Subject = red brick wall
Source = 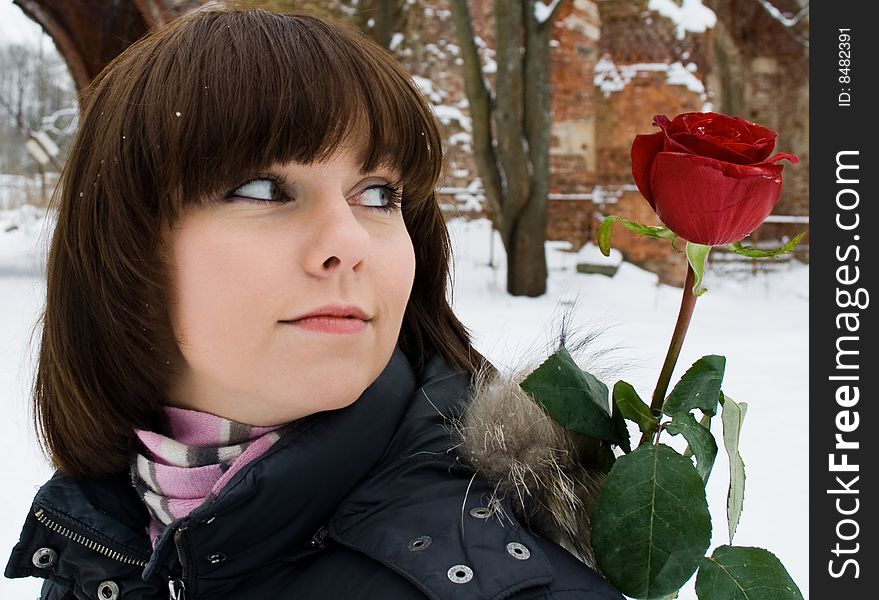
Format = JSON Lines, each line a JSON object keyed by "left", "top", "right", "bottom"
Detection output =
{"left": 389, "top": 0, "right": 806, "bottom": 287}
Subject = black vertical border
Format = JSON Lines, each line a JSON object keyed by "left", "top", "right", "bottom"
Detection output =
{"left": 810, "top": 1, "right": 876, "bottom": 596}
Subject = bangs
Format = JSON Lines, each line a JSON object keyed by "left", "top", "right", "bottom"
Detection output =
{"left": 98, "top": 8, "right": 442, "bottom": 219}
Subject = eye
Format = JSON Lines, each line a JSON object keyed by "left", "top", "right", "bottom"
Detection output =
{"left": 226, "top": 177, "right": 287, "bottom": 203}
{"left": 358, "top": 184, "right": 403, "bottom": 213}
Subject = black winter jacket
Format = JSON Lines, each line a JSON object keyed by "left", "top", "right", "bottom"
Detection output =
{"left": 5, "top": 346, "right": 624, "bottom": 600}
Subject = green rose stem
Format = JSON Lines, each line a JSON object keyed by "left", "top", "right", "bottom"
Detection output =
{"left": 640, "top": 263, "right": 699, "bottom": 445}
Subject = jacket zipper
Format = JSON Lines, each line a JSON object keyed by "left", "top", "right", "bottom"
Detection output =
{"left": 34, "top": 508, "right": 148, "bottom": 568}
{"left": 169, "top": 526, "right": 190, "bottom": 600}
{"left": 309, "top": 525, "right": 329, "bottom": 549}
{"left": 168, "top": 578, "right": 186, "bottom": 600}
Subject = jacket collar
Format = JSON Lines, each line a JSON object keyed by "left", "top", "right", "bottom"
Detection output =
{"left": 144, "top": 343, "right": 420, "bottom": 582}
{"left": 6, "top": 346, "right": 559, "bottom": 599}
{"left": 329, "top": 355, "right": 557, "bottom": 599}
{"left": 6, "top": 346, "right": 414, "bottom": 584}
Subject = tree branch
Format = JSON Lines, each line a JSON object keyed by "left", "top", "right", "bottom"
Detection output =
{"left": 756, "top": 0, "right": 809, "bottom": 47}
{"left": 448, "top": 0, "right": 505, "bottom": 226}
{"left": 755, "top": 0, "right": 808, "bottom": 27}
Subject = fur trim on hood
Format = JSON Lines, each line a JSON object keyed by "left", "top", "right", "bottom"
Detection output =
{"left": 449, "top": 323, "right": 632, "bottom": 569}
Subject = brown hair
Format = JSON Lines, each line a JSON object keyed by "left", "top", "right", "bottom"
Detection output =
{"left": 36, "top": 6, "right": 495, "bottom": 478}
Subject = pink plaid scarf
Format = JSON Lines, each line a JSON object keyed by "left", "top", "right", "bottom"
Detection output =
{"left": 131, "top": 406, "right": 288, "bottom": 547}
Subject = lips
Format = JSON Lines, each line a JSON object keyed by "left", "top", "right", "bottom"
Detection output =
{"left": 284, "top": 304, "right": 372, "bottom": 322}
{"left": 280, "top": 306, "right": 371, "bottom": 335}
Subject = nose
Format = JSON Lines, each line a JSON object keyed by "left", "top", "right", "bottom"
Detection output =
{"left": 302, "top": 191, "right": 370, "bottom": 277}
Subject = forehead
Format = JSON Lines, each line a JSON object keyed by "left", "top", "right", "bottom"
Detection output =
{"left": 137, "top": 13, "right": 435, "bottom": 212}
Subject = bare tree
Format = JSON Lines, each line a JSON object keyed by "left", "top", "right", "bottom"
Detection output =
{"left": 0, "top": 40, "right": 76, "bottom": 177}
{"left": 449, "top": 0, "right": 568, "bottom": 297}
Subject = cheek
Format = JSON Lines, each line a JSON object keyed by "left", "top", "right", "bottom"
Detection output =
{"left": 175, "top": 240, "right": 233, "bottom": 327}
{"left": 168, "top": 222, "right": 282, "bottom": 344}
{"left": 384, "top": 228, "right": 416, "bottom": 310}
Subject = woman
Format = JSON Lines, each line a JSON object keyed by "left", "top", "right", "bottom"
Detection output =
{"left": 5, "top": 7, "right": 623, "bottom": 599}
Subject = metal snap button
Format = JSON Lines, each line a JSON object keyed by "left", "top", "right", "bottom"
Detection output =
{"left": 507, "top": 541, "right": 531, "bottom": 560}
{"left": 206, "top": 552, "right": 227, "bottom": 564}
{"left": 469, "top": 507, "right": 491, "bottom": 519}
{"left": 407, "top": 536, "right": 432, "bottom": 551}
{"left": 31, "top": 547, "right": 57, "bottom": 569}
{"left": 447, "top": 564, "right": 473, "bottom": 583}
{"left": 96, "top": 580, "right": 120, "bottom": 600}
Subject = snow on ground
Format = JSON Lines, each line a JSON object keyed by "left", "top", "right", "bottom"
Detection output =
{"left": 1, "top": 207, "right": 54, "bottom": 600}
{"left": 447, "top": 219, "right": 808, "bottom": 599}
{"left": 0, "top": 208, "right": 808, "bottom": 598}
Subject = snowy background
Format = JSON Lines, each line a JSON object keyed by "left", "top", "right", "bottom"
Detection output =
{"left": 0, "top": 206, "right": 808, "bottom": 598}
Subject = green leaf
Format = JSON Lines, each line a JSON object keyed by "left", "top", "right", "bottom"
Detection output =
{"left": 662, "top": 355, "right": 726, "bottom": 417}
{"left": 685, "top": 242, "right": 711, "bottom": 296}
{"left": 696, "top": 546, "right": 804, "bottom": 600}
{"left": 613, "top": 380, "right": 659, "bottom": 435}
{"left": 726, "top": 232, "right": 806, "bottom": 258}
{"left": 720, "top": 393, "right": 748, "bottom": 543}
{"left": 598, "top": 215, "right": 619, "bottom": 256}
{"left": 520, "top": 345, "right": 625, "bottom": 444}
{"left": 610, "top": 398, "right": 633, "bottom": 453}
{"left": 592, "top": 444, "right": 712, "bottom": 599}
{"left": 665, "top": 412, "right": 718, "bottom": 483}
{"left": 598, "top": 215, "right": 676, "bottom": 257}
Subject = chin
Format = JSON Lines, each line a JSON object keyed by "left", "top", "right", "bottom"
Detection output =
{"left": 279, "top": 374, "right": 377, "bottom": 422}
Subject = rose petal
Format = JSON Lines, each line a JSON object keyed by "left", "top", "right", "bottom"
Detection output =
{"left": 760, "top": 151, "right": 799, "bottom": 165}
{"left": 631, "top": 131, "right": 664, "bottom": 208}
{"left": 672, "top": 133, "right": 763, "bottom": 164}
{"left": 649, "top": 152, "right": 785, "bottom": 245}
{"left": 666, "top": 112, "right": 780, "bottom": 163}
{"left": 652, "top": 114, "right": 673, "bottom": 130}
{"left": 654, "top": 114, "right": 697, "bottom": 156}
{"left": 677, "top": 112, "right": 776, "bottom": 144}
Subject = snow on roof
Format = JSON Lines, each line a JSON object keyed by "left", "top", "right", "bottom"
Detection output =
{"left": 594, "top": 54, "right": 705, "bottom": 97}
{"left": 664, "top": 61, "right": 705, "bottom": 94}
{"left": 534, "top": 0, "right": 563, "bottom": 25}
{"left": 648, "top": 0, "right": 717, "bottom": 40}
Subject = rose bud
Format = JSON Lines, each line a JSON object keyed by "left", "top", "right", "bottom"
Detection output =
{"left": 631, "top": 112, "right": 799, "bottom": 246}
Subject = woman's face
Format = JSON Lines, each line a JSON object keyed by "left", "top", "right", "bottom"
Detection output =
{"left": 162, "top": 142, "right": 416, "bottom": 425}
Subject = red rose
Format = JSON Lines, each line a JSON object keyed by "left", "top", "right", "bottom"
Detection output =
{"left": 631, "top": 112, "right": 798, "bottom": 246}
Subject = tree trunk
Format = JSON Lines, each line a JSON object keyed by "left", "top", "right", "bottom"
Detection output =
{"left": 374, "top": 0, "right": 397, "bottom": 48}
{"left": 508, "top": 0, "right": 554, "bottom": 296}
{"left": 495, "top": 0, "right": 536, "bottom": 293}
{"left": 450, "top": 0, "right": 567, "bottom": 297}
{"left": 352, "top": 0, "right": 404, "bottom": 49}
{"left": 507, "top": 176, "right": 549, "bottom": 294}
